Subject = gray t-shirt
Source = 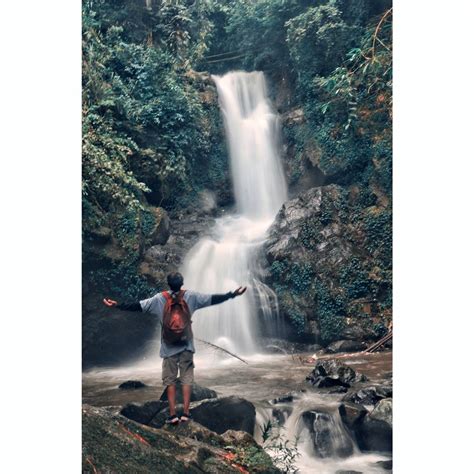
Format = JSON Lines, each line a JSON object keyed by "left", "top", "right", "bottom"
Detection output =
{"left": 140, "top": 290, "right": 212, "bottom": 358}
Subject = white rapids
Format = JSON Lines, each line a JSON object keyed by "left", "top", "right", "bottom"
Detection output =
{"left": 180, "top": 71, "right": 288, "bottom": 355}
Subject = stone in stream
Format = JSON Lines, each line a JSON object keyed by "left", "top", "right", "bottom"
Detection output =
{"left": 342, "top": 384, "right": 392, "bottom": 406}
{"left": 306, "top": 359, "right": 367, "bottom": 388}
{"left": 338, "top": 402, "right": 368, "bottom": 432}
{"left": 326, "top": 340, "right": 366, "bottom": 354}
{"left": 302, "top": 410, "right": 354, "bottom": 458}
{"left": 118, "top": 380, "right": 147, "bottom": 390}
{"left": 149, "top": 396, "right": 256, "bottom": 436}
{"left": 376, "top": 459, "right": 393, "bottom": 470}
{"left": 158, "top": 379, "right": 217, "bottom": 404}
{"left": 358, "top": 398, "right": 392, "bottom": 452}
{"left": 189, "top": 396, "right": 256, "bottom": 435}
{"left": 121, "top": 381, "right": 217, "bottom": 425}
{"left": 270, "top": 389, "right": 306, "bottom": 405}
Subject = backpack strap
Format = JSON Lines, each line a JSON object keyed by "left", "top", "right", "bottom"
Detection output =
{"left": 162, "top": 291, "right": 172, "bottom": 302}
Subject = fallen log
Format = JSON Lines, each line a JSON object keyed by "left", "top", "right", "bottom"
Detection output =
{"left": 365, "top": 331, "right": 392, "bottom": 353}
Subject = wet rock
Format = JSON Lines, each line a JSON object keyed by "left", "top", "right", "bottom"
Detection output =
{"left": 159, "top": 380, "right": 217, "bottom": 404}
{"left": 329, "top": 386, "right": 348, "bottom": 394}
{"left": 150, "top": 396, "right": 256, "bottom": 435}
{"left": 149, "top": 208, "right": 170, "bottom": 245}
{"left": 264, "top": 184, "right": 392, "bottom": 343}
{"left": 261, "top": 337, "right": 322, "bottom": 354}
{"left": 359, "top": 398, "right": 392, "bottom": 452}
{"left": 326, "top": 340, "right": 366, "bottom": 353}
{"left": 270, "top": 390, "right": 305, "bottom": 405}
{"left": 306, "top": 359, "right": 367, "bottom": 388}
{"left": 190, "top": 396, "right": 256, "bottom": 435}
{"left": 120, "top": 400, "right": 167, "bottom": 425}
{"left": 271, "top": 394, "right": 294, "bottom": 404}
{"left": 342, "top": 385, "right": 392, "bottom": 406}
{"left": 302, "top": 410, "right": 354, "bottom": 458}
{"left": 370, "top": 398, "right": 392, "bottom": 427}
{"left": 271, "top": 406, "right": 293, "bottom": 426}
{"left": 376, "top": 459, "right": 393, "bottom": 470}
{"left": 118, "top": 380, "right": 147, "bottom": 390}
{"left": 338, "top": 402, "right": 368, "bottom": 431}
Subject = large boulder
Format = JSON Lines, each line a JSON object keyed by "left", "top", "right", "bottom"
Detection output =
{"left": 190, "top": 397, "right": 256, "bottom": 435}
{"left": 306, "top": 359, "right": 367, "bottom": 388}
{"left": 138, "top": 210, "right": 216, "bottom": 287}
{"left": 121, "top": 382, "right": 217, "bottom": 425}
{"left": 358, "top": 398, "right": 392, "bottom": 452}
{"left": 326, "top": 340, "right": 366, "bottom": 354}
{"left": 148, "top": 396, "right": 256, "bottom": 436}
{"left": 302, "top": 410, "right": 354, "bottom": 458}
{"left": 120, "top": 400, "right": 167, "bottom": 425}
{"left": 338, "top": 402, "right": 368, "bottom": 432}
{"left": 264, "top": 184, "right": 392, "bottom": 344}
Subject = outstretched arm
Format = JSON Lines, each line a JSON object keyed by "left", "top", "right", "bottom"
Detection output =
{"left": 210, "top": 286, "right": 247, "bottom": 305}
{"left": 103, "top": 298, "right": 143, "bottom": 312}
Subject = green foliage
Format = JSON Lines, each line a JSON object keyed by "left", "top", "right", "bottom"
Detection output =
{"left": 290, "top": 262, "right": 314, "bottom": 293}
{"left": 363, "top": 210, "right": 392, "bottom": 260}
{"left": 287, "top": 5, "right": 363, "bottom": 82}
{"left": 300, "top": 217, "right": 320, "bottom": 249}
{"left": 83, "top": 0, "right": 231, "bottom": 245}
{"left": 230, "top": 444, "right": 276, "bottom": 472}
{"left": 315, "top": 282, "right": 346, "bottom": 344}
{"left": 89, "top": 258, "right": 154, "bottom": 302}
{"left": 259, "top": 421, "right": 300, "bottom": 474}
{"left": 287, "top": 308, "right": 306, "bottom": 335}
{"left": 340, "top": 257, "right": 373, "bottom": 299}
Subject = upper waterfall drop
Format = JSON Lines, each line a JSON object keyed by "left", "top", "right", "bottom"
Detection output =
{"left": 180, "top": 71, "right": 288, "bottom": 355}
{"left": 212, "top": 71, "right": 288, "bottom": 219}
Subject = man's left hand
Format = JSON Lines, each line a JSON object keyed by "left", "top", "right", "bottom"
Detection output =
{"left": 232, "top": 286, "right": 247, "bottom": 297}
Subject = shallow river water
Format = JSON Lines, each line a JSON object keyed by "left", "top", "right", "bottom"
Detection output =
{"left": 83, "top": 349, "right": 392, "bottom": 473}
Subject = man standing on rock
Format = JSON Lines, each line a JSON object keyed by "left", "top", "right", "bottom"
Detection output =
{"left": 103, "top": 272, "right": 247, "bottom": 425}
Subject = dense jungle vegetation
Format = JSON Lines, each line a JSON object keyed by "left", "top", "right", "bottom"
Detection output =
{"left": 82, "top": 0, "right": 392, "bottom": 363}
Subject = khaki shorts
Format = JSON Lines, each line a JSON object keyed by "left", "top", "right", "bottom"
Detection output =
{"left": 162, "top": 350, "right": 194, "bottom": 386}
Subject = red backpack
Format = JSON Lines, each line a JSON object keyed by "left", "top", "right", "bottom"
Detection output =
{"left": 162, "top": 290, "right": 192, "bottom": 344}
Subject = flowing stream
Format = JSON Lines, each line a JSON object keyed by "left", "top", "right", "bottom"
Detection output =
{"left": 180, "top": 71, "right": 288, "bottom": 354}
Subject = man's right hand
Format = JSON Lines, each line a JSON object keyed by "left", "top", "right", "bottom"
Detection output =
{"left": 103, "top": 298, "right": 118, "bottom": 307}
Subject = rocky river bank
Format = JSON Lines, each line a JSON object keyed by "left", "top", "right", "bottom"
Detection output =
{"left": 83, "top": 350, "right": 392, "bottom": 473}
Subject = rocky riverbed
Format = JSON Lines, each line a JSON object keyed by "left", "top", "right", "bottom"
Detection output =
{"left": 83, "top": 349, "right": 392, "bottom": 473}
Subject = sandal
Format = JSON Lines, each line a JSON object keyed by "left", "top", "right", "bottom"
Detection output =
{"left": 165, "top": 414, "right": 180, "bottom": 425}
{"left": 180, "top": 413, "right": 192, "bottom": 422}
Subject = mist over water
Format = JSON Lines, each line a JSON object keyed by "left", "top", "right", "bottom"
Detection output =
{"left": 181, "top": 71, "right": 288, "bottom": 354}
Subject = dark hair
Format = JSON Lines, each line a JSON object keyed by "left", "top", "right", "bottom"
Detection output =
{"left": 167, "top": 272, "right": 184, "bottom": 292}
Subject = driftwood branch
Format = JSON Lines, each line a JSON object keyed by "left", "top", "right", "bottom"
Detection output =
{"left": 366, "top": 331, "right": 393, "bottom": 353}
{"left": 196, "top": 338, "right": 249, "bottom": 365}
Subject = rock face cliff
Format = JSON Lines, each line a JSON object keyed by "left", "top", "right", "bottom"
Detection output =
{"left": 264, "top": 184, "right": 391, "bottom": 346}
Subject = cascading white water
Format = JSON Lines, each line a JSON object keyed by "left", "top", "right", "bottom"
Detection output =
{"left": 180, "top": 71, "right": 287, "bottom": 355}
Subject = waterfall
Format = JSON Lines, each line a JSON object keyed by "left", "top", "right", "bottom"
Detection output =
{"left": 180, "top": 71, "right": 288, "bottom": 355}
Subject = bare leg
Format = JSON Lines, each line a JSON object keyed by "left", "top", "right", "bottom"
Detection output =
{"left": 182, "top": 384, "right": 192, "bottom": 415}
{"left": 167, "top": 385, "right": 176, "bottom": 416}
